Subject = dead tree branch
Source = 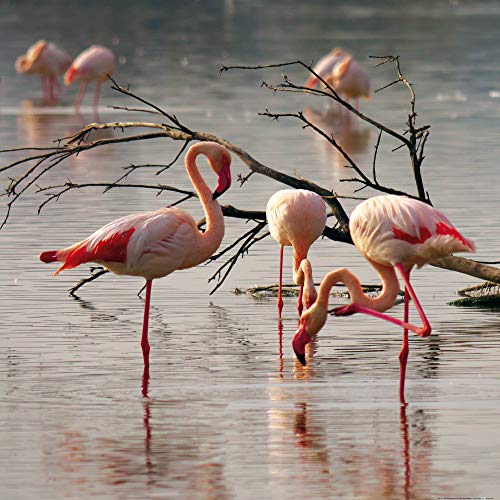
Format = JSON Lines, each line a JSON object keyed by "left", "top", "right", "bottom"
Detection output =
{"left": 1, "top": 73, "right": 498, "bottom": 294}
{"left": 223, "top": 57, "right": 432, "bottom": 204}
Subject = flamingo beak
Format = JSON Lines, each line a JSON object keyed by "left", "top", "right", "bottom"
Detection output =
{"left": 212, "top": 161, "right": 231, "bottom": 200}
{"left": 292, "top": 324, "right": 310, "bottom": 366}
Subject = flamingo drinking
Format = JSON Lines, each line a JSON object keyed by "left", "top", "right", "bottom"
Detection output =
{"left": 305, "top": 48, "right": 347, "bottom": 90}
{"left": 266, "top": 189, "right": 327, "bottom": 318}
{"left": 40, "top": 142, "right": 232, "bottom": 367}
{"left": 15, "top": 40, "right": 72, "bottom": 104}
{"left": 292, "top": 194, "right": 475, "bottom": 400}
{"left": 64, "top": 45, "right": 115, "bottom": 111}
{"left": 330, "top": 54, "right": 371, "bottom": 110}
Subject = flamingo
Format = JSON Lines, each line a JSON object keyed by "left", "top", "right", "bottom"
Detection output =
{"left": 64, "top": 45, "right": 115, "bottom": 111}
{"left": 305, "top": 48, "right": 347, "bottom": 89}
{"left": 15, "top": 40, "right": 72, "bottom": 104}
{"left": 266, "top": 189, "right": 327, "bottom": 318}
{"left": 292, "top": 194, "right": 475, "bottom": 400}
{"left": 329, "top": 54, "right": 370, "bottom": 110}
{"left": 40, "top": 142, "right": 232, "bottom": 367}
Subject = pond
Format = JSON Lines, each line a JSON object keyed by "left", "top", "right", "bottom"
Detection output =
{"left": 0, "top": 1, "right": 499, "bottom": 498}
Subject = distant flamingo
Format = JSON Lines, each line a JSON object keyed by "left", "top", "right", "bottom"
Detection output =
{"left": 64, "top": 45, "right": 115, "bottom": 111}
{"left": 292, "top": 194, "right": 475, "bottom": 400}
{"left": 40, "top": 142, "right": 232, "bottom": 367}
{"left": 305, "top": 48, "right": 347, "bottom": 89}
{"left": 16, "top": 40, "right": 72, "bottom": 104}
{"left": 330, "top": 54, "right": 370, "bottom": 109}
{"left": 266, "top": 189, "right": 327, "bottom": 318}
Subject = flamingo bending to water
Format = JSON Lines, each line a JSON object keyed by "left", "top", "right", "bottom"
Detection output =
{"left": 305, "top": 48, "right": 347, "bottom": 89}
{"left": 266, "top": 189, "right": 327, "bottom": 317}
{"left": 330, "top": 55, "right": 370, "bottom": 109}
{"left": 64, "top": 45, "right": 115, "bottom": 111}
{"left": 15, "top": 40, "right": 72, "bottom": 104}
{"left": 292, "top": 194, "right": 475, "bottom": 399}
{"left": 40, "top": 142, "right": 232, "bottom": 367}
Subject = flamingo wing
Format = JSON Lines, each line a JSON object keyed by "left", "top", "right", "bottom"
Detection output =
{"left": 350, "top": 195, "right": 475, "bottom": 267}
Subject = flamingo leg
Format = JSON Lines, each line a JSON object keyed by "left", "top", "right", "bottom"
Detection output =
{"left": 93, "top": 80, "right": 102, "bottom": 109}
{"left": 74, "top": 81, "right": 88, "bottom": 111}
{"left": 48, "top": 76, "right": 56, "bottom": 104}
{"left": 277, "top": 245, "right": 284, "bottom": 318}
{"left": 141, "top": 279, "right": 152, "bottom": 367}
{"left": 334, "top": 264, "right": 431, "bottom": 338}
{"left": 395, "top": 263, "right": 431, "bottom": 337}
{"left": 40, "top": 75, "right": 48, "bottom": 102}
{"left": 297, "top": 285, "right": 304, "bottom": 316}
{"left": 54, "top": 77, "right": 63, "bottom": 97}
{"left": 399, "top": 287, "right": 410, "bottom": 404}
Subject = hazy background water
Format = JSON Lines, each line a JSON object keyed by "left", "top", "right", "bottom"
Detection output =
{"left": 1, "top": 1, "right": 499, "bottom": 498}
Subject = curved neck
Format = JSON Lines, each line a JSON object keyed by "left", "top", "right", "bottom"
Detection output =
{"left": 184, "top": 144, "right": 225, "bottom": 260}
{"left": 296, "top": 259, "right": 317, "bottom": 307}
{"left": 315, "top": 259, "right": 400, "bottom": 313}
{"left": 293, "top": 249, "right": 308, "bottom": 285}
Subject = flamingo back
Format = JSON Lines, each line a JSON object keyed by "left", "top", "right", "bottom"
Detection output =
{"left": 350, "top": 195, "right": 475, "bottom": 269}
{"left": 332, "top": 56, "right": 371, "bottom": 99}
{"left": 65, "top": 45, "right": 115, "bottom": 84}
{"left": 42, "top": 207, "right": 204, "bottom": 280}
{"left": 266, "top": 189, "right": 327, "bottom": 253}
{"left": 306, "top": 48, "right": 347, "bottom": 88}
{"left": 16, "top": 40, "right": 71, "bottom": 76}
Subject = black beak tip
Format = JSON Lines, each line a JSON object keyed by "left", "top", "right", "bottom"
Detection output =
{"left": 294, "top": 350, "right": 307, "bottom": 366}
{"left": 212, "top": 191, "right": 221, "bottom": 200}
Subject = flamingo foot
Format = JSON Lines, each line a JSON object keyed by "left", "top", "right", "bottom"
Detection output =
{"left": 277, "top": 296, "right": 284, "bottom": 319}
{"left": 332, "top": 304, "right": 357, "bottom": 316}
{"left": 141, "top": 340, "right": 150, "bottom": 367}
{"left": 399, "top": 344, "right": 409, "bottom": 404}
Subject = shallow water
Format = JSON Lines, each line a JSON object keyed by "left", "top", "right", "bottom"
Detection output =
{"left": 1, "top": 1, "right": 500, "bottom": 498}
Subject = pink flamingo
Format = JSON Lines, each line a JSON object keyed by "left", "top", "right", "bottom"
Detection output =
{"left": 329, "top": 54, "right": 370, "bottom": 110}
{"left": 292, "top": 194, "right": 475, "bottom": 400}
{"left": 40, "top": 142, "right": 232, "bottom": 367}
{"left": 305, "top": 48, "right": 347, "bottom": 89}
{"left": 266, "top": 189, "right": 327, "bottom": 318}
{"left": 15, "top": 40, "right": 72, "bottom": 104}
{"left": 64, "top": 45, "right": 115, "bottom": 111}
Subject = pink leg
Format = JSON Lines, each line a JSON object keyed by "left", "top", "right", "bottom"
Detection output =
{"left": 395, "top": 263, "right": 431, "bottom": 337}
{"left": 141, "top": 279, "right": 152, "bottom": 367}
{"left": 40, "top": 76, "right": 48, "bottom": 102}
{"left": 399, "top": 287, "right": 410, "bottom": 404}
{"left": 142, "top": 363, "right": 150, "bottom": 398}
{"left": 277, "top": 245, "right": 284, "bottom": 318}
{"left": 334, "top": 263, "right": 431, "bottom": 338}
{"left": 297, "top": 285, "right": 304, "bottom": 316}
{"left": 48, "top": 76, "right": 56, "bottom": 104}
{"left": 54, "top": 77, "right": 63, "bottom": 97}
{"left": 74, "top": 81, "right": 88, "bottom": 111}
{"left": 93, "top": 80, "right": 102, "bottom": 109}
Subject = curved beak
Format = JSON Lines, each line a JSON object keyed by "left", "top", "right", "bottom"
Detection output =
{"left": 292, "top": 324, "right": 310, "bottom": 366}
{"left": 212, "top": 163, "right": 231, "bottom": 200}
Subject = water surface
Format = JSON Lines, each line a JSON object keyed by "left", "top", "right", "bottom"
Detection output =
{"left": 1, "top": 1, "right": 499, "bottom": 498}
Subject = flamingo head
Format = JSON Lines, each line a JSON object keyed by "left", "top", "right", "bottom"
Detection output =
{"left": 212, "top": 147, "right": 232, "bottom": 199}
{"left": 292, "top": 303, "right": 327, "bottom": 366}
{"left": 292, "top": 321, "right": 310, "bottom": 366}
{"left": 64, "top": 66, "right": 78, "bottom": 85}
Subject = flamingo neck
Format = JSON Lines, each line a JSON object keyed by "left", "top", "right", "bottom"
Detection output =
{"left": 184, "top": 145, "right": 225, "bottom": 260}
{"left": 295, "top": 259, "right": 317, "bottom": 308}
{"left": 292, "top": 250, "right": 308, "bottom": 285}
{"left": 315, "top": 260, "right": 400, "bottom": 313}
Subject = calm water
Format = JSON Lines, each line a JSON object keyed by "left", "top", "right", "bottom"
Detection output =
{"left": 1, "top": 1, "right": 499, "bottom": 498}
